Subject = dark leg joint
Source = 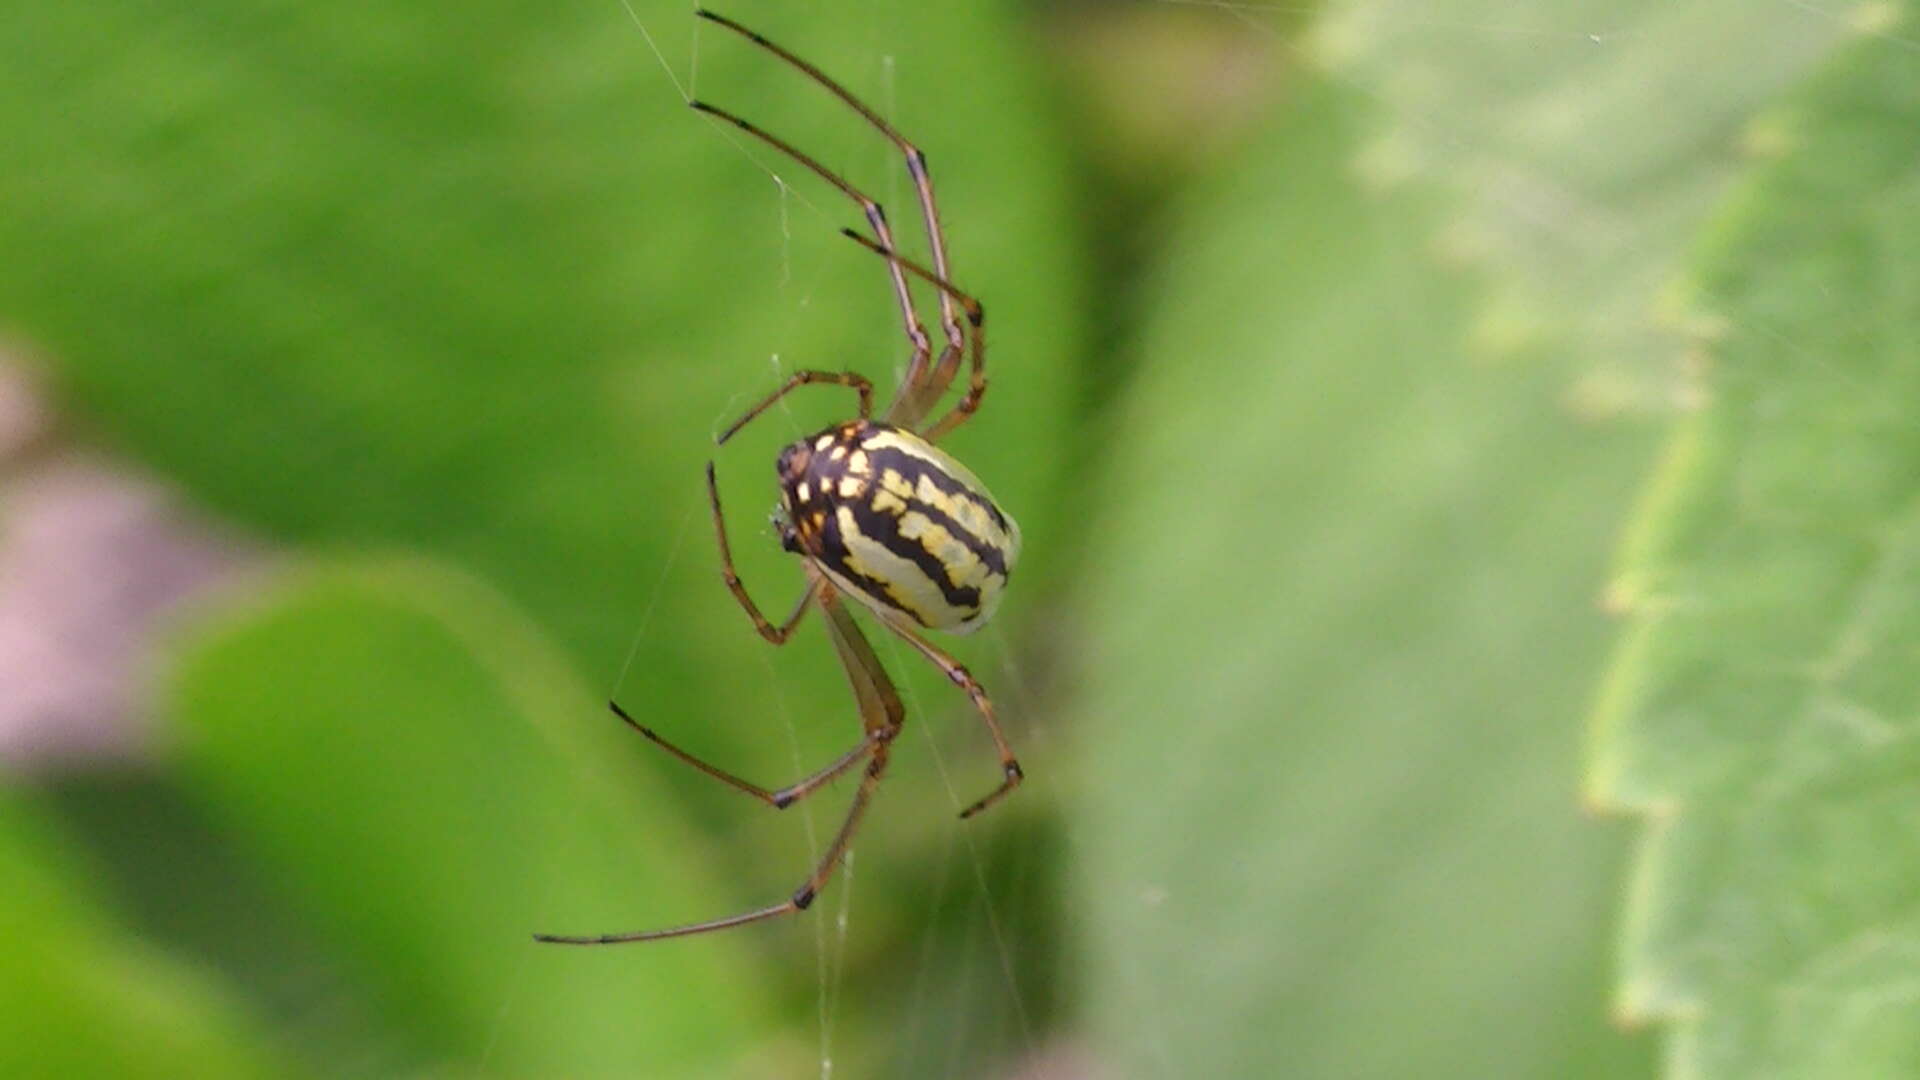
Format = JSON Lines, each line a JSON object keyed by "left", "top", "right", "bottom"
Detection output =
{"left": 842, "top": 226, "right": 888, "bottom": 254}
{"left": 957, "top": 762, "right": 1023, "bottom": 820}
{"left": 792, "top": 885, "right": 816, "bottom": 910}
{"left": 771, "top": 790, "right": 797, "bottom": 810}
{"left": 689, "top": 101, "right": 754, "bottom": 133}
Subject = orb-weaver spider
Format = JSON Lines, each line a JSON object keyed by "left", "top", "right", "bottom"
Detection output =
{"left": 536, "top": 9, "right": 1020, "bottom": 946}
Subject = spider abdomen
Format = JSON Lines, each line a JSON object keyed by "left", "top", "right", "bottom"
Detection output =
{"left": 782, "top": 420, "right": 1019, "bottom": 634}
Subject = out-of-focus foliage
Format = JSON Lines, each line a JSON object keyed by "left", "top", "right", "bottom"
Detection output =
{"left": 0, "top": 0, "right": 1908, "bottom": 1076}
{"left": 1327, "top": 0, "right": 1858, "bottom": 413}
{"left": 1069, "top": 78, "right": 1654, "bottom": 1079}
{"left": 168, "top": 563, "right": 782, "bottom": 1076}
{"left": 0, "top": 791, "right": 291, "bottom": 1078}
{"left": 1587, "top": 35, "right": 1920, "bottom": 1079}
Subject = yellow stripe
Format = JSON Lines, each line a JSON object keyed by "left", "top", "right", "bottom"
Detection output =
{"left": 835, "top": 506, "right": 968, "bottom": 628}
{"left": 860, "top": 427, "right": 1021, "bottom": 568}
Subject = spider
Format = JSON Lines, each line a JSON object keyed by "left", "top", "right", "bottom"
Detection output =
{"left": 535, "top": 9, "right": 1021, "bottom": 946}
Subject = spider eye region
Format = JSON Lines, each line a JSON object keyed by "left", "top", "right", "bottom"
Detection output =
{"left": 775, "top": 441, "right": 811, "bottom": 481}
{"left": 769, "top": 505, "right": 802, "bottom": 554}
{"left": 779, "top": 420, "right": 1020, "bottom": 634}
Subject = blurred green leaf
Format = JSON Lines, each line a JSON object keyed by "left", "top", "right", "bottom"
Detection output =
{"left": 166, "top": 561, "right": 786, "bottom": 1076}
{"left": 1586, "top": 36, "right": 1920, "bottom": 1077}
{"left": 0, "top": 791, "right": 292, "bottom": 1078}
{"left": 1070, "top": 79, "right": 1655, "bottom": 1078}
{"left": 1323, "top": 0, "right": 1857, "bottom": 411}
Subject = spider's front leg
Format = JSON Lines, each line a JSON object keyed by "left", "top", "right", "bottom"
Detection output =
{"left": 536, "top": 585, "right": 903, "bottom": 945}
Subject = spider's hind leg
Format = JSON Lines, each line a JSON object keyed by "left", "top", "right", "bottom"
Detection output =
{"left": 607, "top": 698, "right": 878, "bottom": 810}
{"left": 875, "top": 613, "right": 1022, "bottom": 819}
{"left": 534, "top": 585, "right": 904, "bottom": 946}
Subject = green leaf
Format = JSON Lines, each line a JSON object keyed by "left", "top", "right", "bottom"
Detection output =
{"left": 0, "top": 791, "right": 293, "bottom": 1078}
{"left": 1587, "top": 35, "right": 1920, "bottom": 1077}
{"left": 1071, "top": 79, "right": 1654, "bottom": 1079}
{"left": 1321, "top": 0, "right": 1860, "bottom": 410}
{"left": 165, "top": 561, "right": 786, "bottom": 1076}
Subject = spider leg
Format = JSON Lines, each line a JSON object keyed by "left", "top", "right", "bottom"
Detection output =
{"left": 533, "top": 747, "right": 891, "bottom": 944}
{"left": 708, "top": 367, "right": 866, "bottom": 644}
{"left": 874, "top": 611, "right": 1022, "bottom": 820}
{"left": 606, "top": 698, "right": 877, "bottom": 809}
{"left": 689, "top": 99, "right": 932, "bottom": 390}
{"left": 535, "top": 583, "right": 902, "bottom": 945}
{"left": 695, "top": 8, "right": 966, "bottom": 425}
{"left": 838, "top": 229, "right": 986, "bottom": 443}
{"left": 717, "top": 368, "right": 871, "bottom": 447}
{"left": 812, "top": 574, "right": 907, "bottom": 739}
{"left": 599, "top": 440, "right": 867, "bottom": 812}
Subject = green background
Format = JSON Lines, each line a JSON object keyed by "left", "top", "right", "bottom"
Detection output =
{"left": 1, "top": 1, "right": 1912, "bottom": 1077}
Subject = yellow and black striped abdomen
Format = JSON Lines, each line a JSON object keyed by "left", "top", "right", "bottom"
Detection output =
{"left": 780, "top": 420, "right": 1019, "bottom": 633}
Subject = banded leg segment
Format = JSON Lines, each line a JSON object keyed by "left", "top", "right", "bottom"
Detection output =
{"left": 690, "top": 98, "right": 932, "bottom": 374}
{"left": 608, "top": 699, "right": 881, "bottom": 811}
{"left": 534, "top": 587, "right": 904, "bottom": 946}
{"left": 838, "top": 229, "right": 987, "bottom": 443}
{"left": 717, "top": 369, "right": 872, "bottom": 446}
{"left": 535, "top": 747, "right": 893, "bottom": 945}
{"left": 876, "top": 613, "right": 1022, "bottom": 819}
{"left": 710, "top": 369, "right": 864, "bottom": 643}
{"left": 706, "top": 462, "right": 806, "bottom": 646}
{"left": 694, "top": 8, "right": 966, "bottom": 417}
